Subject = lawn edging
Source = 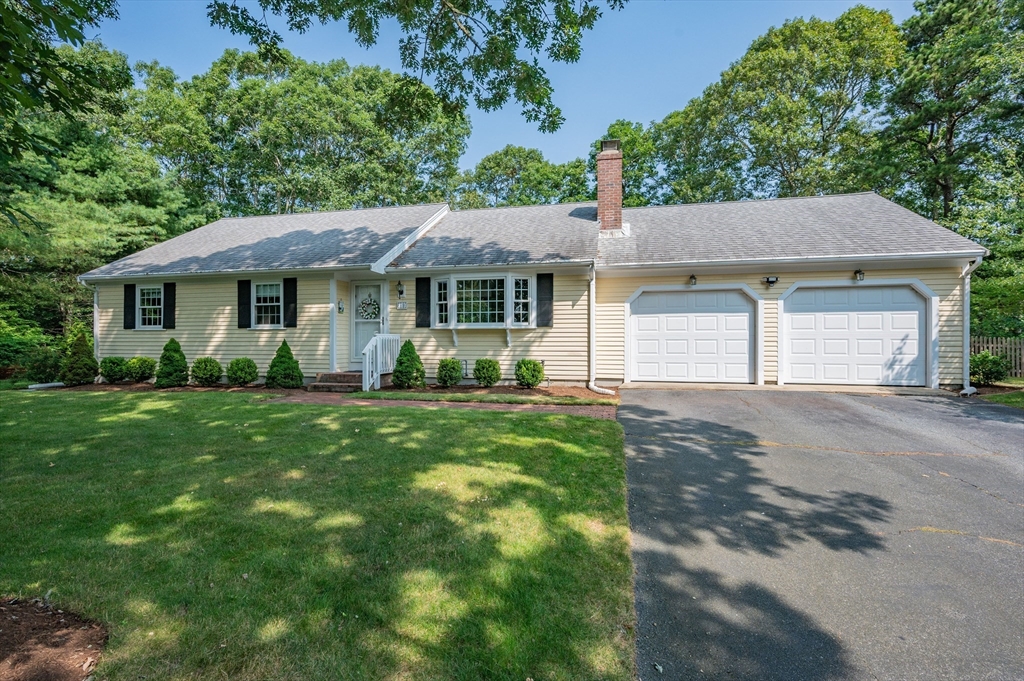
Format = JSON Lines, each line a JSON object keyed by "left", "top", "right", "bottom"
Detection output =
{"left": 343, "top": 390, "right": 618, "bottom": 406}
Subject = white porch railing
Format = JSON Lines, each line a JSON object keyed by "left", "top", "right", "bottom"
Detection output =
{"left": 362, "top": 334, "right": 401, "bottom": 391}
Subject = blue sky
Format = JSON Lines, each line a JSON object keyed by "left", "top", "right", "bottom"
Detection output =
{"left": 94, "top": 0, "right": 917, "bottom": 169}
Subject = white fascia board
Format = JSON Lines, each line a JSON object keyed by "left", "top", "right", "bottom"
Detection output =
{"left": 595, "top": 250, "right": 989, "bottom": 273}
{"left": 370, "top": 205, "right": 449, "bottom": 274}
{"left": 384, "top": 260, "right": 595, "bottom": 275}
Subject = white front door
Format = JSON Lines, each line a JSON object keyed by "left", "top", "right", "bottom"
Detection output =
{"left": 782, "top": 286, "right": 926, "bottom": 386}
{"left": 352, "top": 283, "right": 383, "bottom": 361}
{"left": 630, "top": 290, "right": 754, "bottom": 383}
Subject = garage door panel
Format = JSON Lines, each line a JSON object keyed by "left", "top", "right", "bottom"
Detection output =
{"left": 665, "top": 316, "right": 688, "bottom": 332}
{"left": 822, "top": 339, "right": 849, "bottom": 356}
{"left": 823, "top": 364, "right": 850, "bottom": 381}
{"left": 665, "top": 340, "right": 688, "bottom": 355}
{"left": 636, "top": 316, "right": 659, "bottom": 332}
{"left": 636, "top": 339, "right": 659, "bottom": 356}
{"left": 784, "top": 286, "right": 925, "bottom": 386}
{"left": 630, "top": 290, "right": 754, "bottom": 383}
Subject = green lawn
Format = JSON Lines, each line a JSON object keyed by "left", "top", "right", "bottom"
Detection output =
{"left": 347, "top": 391, "right": 618, "bottom": 406}
{"left": 0, "top": 391, "right": 634, "bottom": 680}
{"left": 983, "top": 390, "right": 1024, "bottom": 408}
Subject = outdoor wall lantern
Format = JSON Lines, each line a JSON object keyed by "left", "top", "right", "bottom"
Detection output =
{"left": 396, "top": 281, "right": 406, "bottom": 299}
{"left": 854, "top": 269, "right": 865, "bottom": 282}
{"left": 762, "top": 276, "right": 779, "bottom": 287}
{"left": 689, "top": 274, "right": 697, "bottom": 286}
{"left": 337, "top": 300, "right": 345, "bottom": 314}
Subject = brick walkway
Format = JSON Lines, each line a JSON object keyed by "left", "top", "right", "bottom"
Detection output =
{"left": 270, "top": 393, "right": 618, "bottom": 419}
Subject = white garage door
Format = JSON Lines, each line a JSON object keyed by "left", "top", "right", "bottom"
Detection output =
{"left": 783, "top": 286, "right": 926, "bottom": 386}
{"left": 630, "top": 290, "right": 754, "bottom": 383}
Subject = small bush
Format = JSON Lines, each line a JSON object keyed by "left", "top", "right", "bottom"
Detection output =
{"left": 514, "top": 358, "right": 545, "bottom": 388}
{"left": 970, "top": 351, "right": 1010, "bottom": 386}
{"left": 60, "top": 331, "right": 98, "bottom": 386}
{"left": 100, "top": 356, "right": 128, "bottom": 383}
{"left": 191, "top": 357, "right": 223, "bottom": 387}
{"left": 436, "top": 358, "right": 463, "bottom": 387}
{"left": 227, "top": 357, "right": 259, "bottom": 386}
{"left": 155, "top": 338, "right": 189, "bottom": 388}
{"left": 266, "top": 340, "right": 304, "bottom": 389}
{"left": 392, "top": 340, "right": 425, "bottom": 389}
{"left": 25, "top": 346, "right": 62, "bottom": 383}
{"left": 473, "top": 358, "right": 502, "bottom": 387}
{"left": 124, "top": 356, "right": 156, "bottom": 382}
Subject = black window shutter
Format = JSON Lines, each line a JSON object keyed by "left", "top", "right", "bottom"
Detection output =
{"left": 415, "top": 277, "right": 431, "bottom": 328}
{"left": 283, "top": 277, "right": 297, "bottom": 328}
{"left": 162, "top": 282, "right": 176, "bottom": 330}
{"left": 537, "top": 273, "right": 554, "bottom": 327}
{"left": 237, "top": 280, "right": 251, "bottom": 329}
{"left": 123, "top": 284, "right": 136, "bottom": 329}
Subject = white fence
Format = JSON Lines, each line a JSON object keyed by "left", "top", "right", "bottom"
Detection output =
{"left": 971, "top": 337, "right": 1024, "bottom": 377}
{"left": 362, "top": 334, "right": 401, "bottom": 391}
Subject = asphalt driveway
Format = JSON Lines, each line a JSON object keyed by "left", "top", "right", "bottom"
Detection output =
{"left": 620, "top": 390, "right": 1023, "bottom": 681}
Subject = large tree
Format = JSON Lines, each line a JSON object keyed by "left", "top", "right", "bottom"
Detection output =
{"left": 0, "top": 0, "right": 122, "bottom": 217}
{"left": 206, "top": 0, "right": 625, "bottom": 133}
{"left": 455, "top": 144, "right": 589, "bottom": 208}
{"left": 879, "top": 0, "right": 1018, "bottom": 220}
{"left": 0, "top": 44, "right": 207, "bottom": 335}
{"left": 131, "top": 50, "right": 470, "bottom": 216}
{"left": 655, "top": 5, "right": 904, "bottom": 202}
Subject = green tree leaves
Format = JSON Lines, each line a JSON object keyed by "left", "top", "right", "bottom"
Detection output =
{"left": 455, "top": 144, "right": 590, "bottom": 208}
{"left": 130, "top": 50, "right": 470, "bottom": 216}
{"left": 205, "top": 0, "right": 623, "bottom": 133}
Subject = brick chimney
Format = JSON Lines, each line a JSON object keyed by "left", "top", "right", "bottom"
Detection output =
{"left": 596, "top": 139, "right": 623, "bottom": 231}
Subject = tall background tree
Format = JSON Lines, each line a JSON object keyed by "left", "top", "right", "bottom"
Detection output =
{"left": 131, "top": 50, "right": 470, "bottom": 216}
{"left": 454, "top": 145, "right": 589, "bottom": 208}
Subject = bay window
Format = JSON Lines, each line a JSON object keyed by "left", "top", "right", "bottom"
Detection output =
{"left": 433, "top": 274, "right": 535, "bottom": 328}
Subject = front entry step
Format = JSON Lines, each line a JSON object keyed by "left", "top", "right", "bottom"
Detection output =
{"left": 307, "top": 372, "right": 393, "bottom": 393}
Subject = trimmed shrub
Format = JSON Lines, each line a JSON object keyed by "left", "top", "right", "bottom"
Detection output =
{"left": 436, "top": 358, "right": 463, "bottom": 387}
{"left": 124, "top": 356, "right": 156, "bottom": 383}
{"left": 392, "top": 340, "right": 425, "bottom": 389}
{"left": 514, "top": 358, "right": 545, "bottom": 388}
{"left": 155, "top": 338, "right": 189, "bottom": 388}
{"left": 227, "top": 357, "right": 259, "bottom": 386}
{"left": 100, "top": 356, "right": 128, "bottom": 383}
{"left": 970, "top": 351, "right": 1010, "bottom": 386}
{"left": 473, "top": 358, "right": 502, "bottom": 387}
{"left": 191, "top": 357, "right": 223, "bottom": 387}
{"left": 60, "top": 331, "right": 99, "bottom": 386}
{"left": 266, "top": 340, "right": 304, "bottom": 388}
{"left": 25, "top": 346, "right": 62, "bottom": 383}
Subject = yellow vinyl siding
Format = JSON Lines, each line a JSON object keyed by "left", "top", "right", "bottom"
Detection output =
{"left": 96, "top": 274, "right": 332, "bottom": 377}
{"left": 335, "top": 279, "right": 349, "bottom": 368}
{"left": 388, "top": 276, "right": 590, "bottom": 382}
{"left": 595, "top": 267, "right": 965, "bottom": 386}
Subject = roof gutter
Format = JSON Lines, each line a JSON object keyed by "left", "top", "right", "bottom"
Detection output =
{"left": 959, "top": 256, "right": 984, "bottom": 396}
{"left": 384, "top": 259, "right": 596, "bottom": 274}
{"left": 596, "top": 250, "right": 989, "bottom": 271}
{"left": 78, "top": 263, "right": 373, "bottom": 285}
{"left": 586, "top": 263, "right": 615, "bottom": 396}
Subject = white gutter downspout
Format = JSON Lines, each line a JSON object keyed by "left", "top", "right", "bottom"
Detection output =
{"left": 587, "top": 264, "right": 615, "bottom": 396}
{"left": 960, "top": 257, "right": 983, "bottom": 396}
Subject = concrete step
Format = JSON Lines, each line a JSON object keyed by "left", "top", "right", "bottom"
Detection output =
{"left": 315, "top": 372, "right": 363, "bottom": 384}
{"left": 308, "top": 382, "right": 362, "bottom": 393}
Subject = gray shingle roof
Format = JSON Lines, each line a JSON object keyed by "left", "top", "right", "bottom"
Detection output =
{"left": 81, "top": 204, "right": 446, "bottom": 279}
{"left": 388, "top": 202, "right": 600, "bottom": 268}
{"left": 598, "top": 192, "right": 985, "bottom": 266}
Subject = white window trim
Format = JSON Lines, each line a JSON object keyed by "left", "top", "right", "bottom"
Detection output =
{"left": 252, "top": 280, "right": 284, "bottom": 330}
{"left": 431, "top": 274, "right": 536, "bottom": 330}
{"left": 136, "top": 284, "right": 163, "bottom": 330}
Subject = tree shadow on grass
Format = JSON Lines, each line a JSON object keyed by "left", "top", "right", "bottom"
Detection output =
{"left": 618, "top": 403, "right": 892, "bottom": 681}
{"left": 0, "top": 391, "right": 634, "bottom": 681}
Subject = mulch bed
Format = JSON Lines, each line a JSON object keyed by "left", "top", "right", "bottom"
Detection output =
{"left": 376, "top": 384, "right": 618, "bottom": 399}
{"left": 0, "top": 598, "right": 106, "bottom": 681}
{"left": 975, "top": 384, "right": 1023, "bottom": 396}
